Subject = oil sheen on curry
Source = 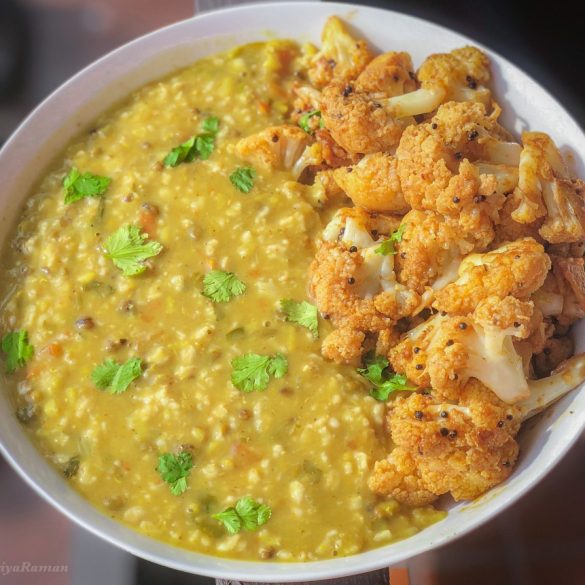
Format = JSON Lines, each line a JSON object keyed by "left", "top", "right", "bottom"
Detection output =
{"left": 3, "top": 16, "right": 585, "bottom": 562}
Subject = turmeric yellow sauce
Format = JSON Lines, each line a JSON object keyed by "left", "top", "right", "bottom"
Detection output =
{"left": 0, "top": 41, "right": 444, "bottom": 561}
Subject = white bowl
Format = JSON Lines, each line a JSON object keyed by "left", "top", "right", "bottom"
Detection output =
{"left": 1, "top": 2, "right": 584, "bottom": 581}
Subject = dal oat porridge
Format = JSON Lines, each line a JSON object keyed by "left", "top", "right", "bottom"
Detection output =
{"left": 2, "top": 16, "right": 585, "bottom": 562}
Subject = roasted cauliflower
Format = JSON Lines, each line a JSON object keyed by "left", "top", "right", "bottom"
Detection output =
{"left": 511, "top": 132, "right": 585, "bottom": 244}
{"left": 307, "top": 16, "right": 373, "bottom": 89}
{"left": 433, "top": 238, "right": 551, "bottom": 316}
{"left": 370, "top": 380, "right": 521, "bottom": 503}
{"left": 309, "top": 209, "right": 426, "bottom": 363}
{"left": 332, "top": 153, "right": 408, "bottom": 213}
{"left": 389, "top": 296, "right": 534, "bottom": 404}
{"left": 395, "top": 101, "right": 520, "bottom": 235}
{"left": 236, "top": 125, "right": 312, "bottom": 170}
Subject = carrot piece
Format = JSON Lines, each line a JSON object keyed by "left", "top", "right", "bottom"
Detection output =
{"left": 139, "top": 204, "right": 159, "bottom": 238}
{"left": 46, "top": 343, "right": 63, "bottom": 358}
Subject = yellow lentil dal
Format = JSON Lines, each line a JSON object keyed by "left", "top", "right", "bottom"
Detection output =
{"left": 0, "top": 40, "right": 445, "bottom": 561}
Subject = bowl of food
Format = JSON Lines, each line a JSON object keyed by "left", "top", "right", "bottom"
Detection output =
{"left": 1, "top": 1, "right": 584, "bottom": 581}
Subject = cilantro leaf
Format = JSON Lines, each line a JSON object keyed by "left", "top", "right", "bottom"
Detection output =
{"left": 63, "top": 167, "right": 111, "bottom": 204}
{"left": 357, "top": 353, "right": 389, "bottom": 386}
{"left": 156, "top": 452, "right": 193, "bottom": 496}
{"left": 104, "top": 225, "right": 163, "bottom": 276}
{"left": 375, "top": 224, "right": 406, "bottom": 256}
{"left": 231, "top": 353, "right": 288, "bottom": 392}
{"left": 91, "top": 357, "right": 143, "bottom": 394}
{"left": 163, "top": 136, "right": 196, "bottom": 167}
{"left": 369, "top": 374, "right": 416, "bottom": 401}
{"left": 194, "top": 134, "right": 215, "bottom": 160}
{"left": 201, "top": 115, "right": 220, "bottom": 135}
{"left": 229, "top": 167, "right": 256, "bottom": 193}
{"left": 213, "top": 497, "right": 271, "bottom": 534}
{"left": 298, "top": 110, "right": 324, "bottom": 135}
{"left": 212, "top": 508, "right": 241, "bottom": 535}
{"left": 202, "top": 270, "right": 246, "bottom": 303}
{"left": 163, "top": 117, "right": 219, "bottom": 167}
{"left": 1, "top": 330, "right": 34, "bottom": 374}
{"left": 357, "top": 351, "right": 416, "bottom": 401}
{"left": 280, "top": 299, "right": 319, "bottom": 338}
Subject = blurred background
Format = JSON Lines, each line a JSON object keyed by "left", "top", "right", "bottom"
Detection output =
{"left": 1, "top": 0, "right": 584, "bottom": 584}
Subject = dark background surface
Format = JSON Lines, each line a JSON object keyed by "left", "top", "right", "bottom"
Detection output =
{"left": 1, "top": 1, "right": 585, "bottom": 584}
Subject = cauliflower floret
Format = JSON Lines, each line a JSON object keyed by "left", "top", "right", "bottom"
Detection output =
{"left": 418, "top": 46, "right": 492, "bottom": 106}
{"left": 372, "top": 354, "right": 585, "bottom": 503}
{"left": 370, "top": 381, "right": 521, "bottom": 503}
{"left": 236, "top": 125, "right": 312, "bottom": 170}
{"left": 534, "top": 255, "right": 585, "bottom": 327}
{"left": 396, "top": 209, "right": 489, "bottom": 294}
{"left": 354, "top": 51, "right": 417, "bottom": 95}
{"left": 369, "top": 448, "right": 438, "bottom": 506}
{"left": 307, "top": 16, "right": 373, "bottom": 89}
{"left": 310, "top": 210, "right": 426, "bottom": 363}
{"left": 378, "top": 46, "right": 493, "bottom": 120}
{"left": 540, "top": 178, "right": 585, "bottom": 243}
{"left": 321, "top": 326, "right": 365, "bottom": 364}
{"left": 320, "top": 81, "right": 414, "bottom": 154}
{"left": 433, "top": 238, "right": 551, "bottom": 316}
{"left": 313, "top": 128, "right": 360, "bottom": 168}
{"left": 511, "top": 132, "right": 585, "bottom": 243}
{"left": 332, "top": 153, "right": 409, "bottom": 214}
{"left": 390, "top": 296, "right": 535, "bottom": 403}
{"left": 510, "top": 132, "right": 563, "bottom": 223}
{"left": 396, "top": 101, "right": 520, "bottom": 234}
{"left": 493, "top": 191, "right": 545, "bottom": 247}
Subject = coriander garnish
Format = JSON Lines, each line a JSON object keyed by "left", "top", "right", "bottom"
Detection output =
{"left": 163, "top": 116, "right": 220, "bottom": 167}
{"left": 375, "top": 224, "right": 405, "bottom": 256}
{"left": 92, "top": 357, "right": 143, "bottom": 394}
{"left": 229, "top": 167, "right": 256, "bottom": 193}
{"left": 280, "top": 299, "right": 319, "bottom": 338}
{"left": 357, "top": 352, "right": 416, "bottom": 401}
{"left": 298, "top": 110, "right": 324, "bottom": 135}
{"left": 156, "top": 452, "right": 193, "bottom": 496}
{"left": 213, "top": 496, "right": 271, "bottom": 535}
{"left": 1, "top": 330, "right": 34, "bottom": 374}
{"left": 202, "top": 270, "right": 246, "bottom": 303}
{"left": 104, "top": 225, "right": 163, "bottom": 276}
{"left": 231, "top": 353, "right": 288, "bottom": 392}
{"left": 63, "top": 167, "right": 111, "bottom": 204}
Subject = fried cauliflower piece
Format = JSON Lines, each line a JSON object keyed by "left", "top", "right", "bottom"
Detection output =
{"left": 396, "top": 210, "right": 489, "bottom": 294}
{"left": 418, "top": 47, "right": 492, "bottom": 106}
{"left": 332, "top": 153, "right": 409, "bottom": 214}
{"left": 369, "top": 448, "right": 438, "bottom": 506}
{"left": 511, "top": 132, "right": 585, "bottom": 243}
{"left": 321, "top": 54, "right": 497, "bottom": 155}
{"left": 533, "top": 255, "right": 585, "bottom": 327}
{"left": 321, "top": 326, "right": 366, "bottom": 364}
{"left": 390, "top": 296, "right": 535, "bottom": 403}
{"left": 370, "top": 381, "right": 521, "bottom": 503}
{"left": 320, "top": 80, "right": 414, "bottom": 154}
{"left": 396, "top": 101, "right": 521, "bottom": 234}
{"left": 236, "top": 125, "right": 312, "bottom": 170}
{"left": 307, "top": 16, "right": 373, "bottom": 89}
{"left": 372, "top": 354, "right": 585, "bottom": 503}
{"left": 377, "top": 46, "right": 492, "bottom": 122}
{"left": 310, "top": 209, "right": 425, "bottom": 363}
{"left": 433, "top": 238, "right": 551, "bottom": 316}
{"left": 493, "top": 192, "right": 545, "bottom": 247}
{"left": 354, "top": 51, "right": 417, "bottom": 96}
